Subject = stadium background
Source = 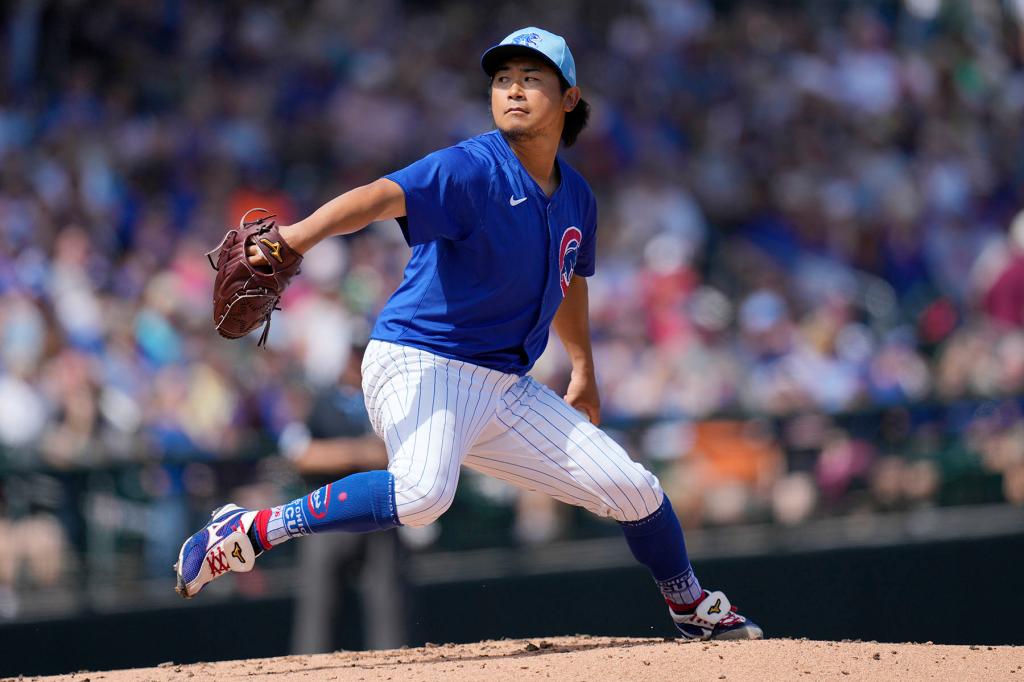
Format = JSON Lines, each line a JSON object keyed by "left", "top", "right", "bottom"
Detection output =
{"left": 2, "top": 0, "right": 1024, "bottom": 675}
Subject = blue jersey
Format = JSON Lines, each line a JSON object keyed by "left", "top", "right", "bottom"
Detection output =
{"left": 371, "top": 130, "right": 597, "bottom": 375}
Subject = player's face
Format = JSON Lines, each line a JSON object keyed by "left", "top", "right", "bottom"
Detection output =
{"left": 491, "top": 57, "right": 578, "bottom": 142}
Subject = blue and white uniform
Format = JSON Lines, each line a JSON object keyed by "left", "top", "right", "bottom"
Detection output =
{"left": 361, "top": 129, "right": 664, "bottom": 528}
{"left": 180, "top": 26, "right": 761, "bottom": 642}
{"left": 373, "top": 129, "right": 595, "bottom": 374}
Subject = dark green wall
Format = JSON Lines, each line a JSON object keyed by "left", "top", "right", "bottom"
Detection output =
{"left": 3, "top": 533, "right": 1022, "bottom": 677}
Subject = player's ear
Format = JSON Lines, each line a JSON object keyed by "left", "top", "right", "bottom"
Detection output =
{"left": 563, "top": 86, "right": 581, "bottom": 112}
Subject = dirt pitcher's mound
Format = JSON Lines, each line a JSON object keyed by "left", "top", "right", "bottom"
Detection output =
{"left": 23, "top": 636, "right": 1024, "bottom": 681}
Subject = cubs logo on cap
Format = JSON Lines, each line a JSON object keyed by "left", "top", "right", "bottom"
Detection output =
{"left": 481, "top": 27, "right": 577, "bottom": 87}
{"left": 511, "top": 32, "right": 541, "bottom": 47}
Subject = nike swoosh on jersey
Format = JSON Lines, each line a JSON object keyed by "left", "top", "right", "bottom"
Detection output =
{"left": 509, "top": 195, "right": 528, "bottom": 206}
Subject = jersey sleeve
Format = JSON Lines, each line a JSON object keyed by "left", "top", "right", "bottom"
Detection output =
{"left": 575, "top": 191, "right": 597, "bottom": 277}
{"left": 384, "top": 146, "right": 484, "bottom": 246}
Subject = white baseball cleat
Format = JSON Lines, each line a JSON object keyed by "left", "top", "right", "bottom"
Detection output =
{"left": 670, "top": 590, "right": 764, "bottom": 640}
{"left": 173, "top": 504, "right": 259, "bottom": 599}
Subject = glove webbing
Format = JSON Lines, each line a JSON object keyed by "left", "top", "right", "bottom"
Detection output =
{"left": 205, "top": 209, "right": 290, "bottom": 348}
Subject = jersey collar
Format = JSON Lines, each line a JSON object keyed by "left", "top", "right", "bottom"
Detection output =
{"left": 492, "top": 130, "right": 566, "bottom": 203}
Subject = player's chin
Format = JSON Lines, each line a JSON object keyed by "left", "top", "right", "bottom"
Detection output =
{"left": 497, "top": 121, "right": 536, "bottom": 141}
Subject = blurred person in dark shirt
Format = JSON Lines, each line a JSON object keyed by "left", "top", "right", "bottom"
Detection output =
{"left": 278, "top": 343, "right": 406, "bottom": 653}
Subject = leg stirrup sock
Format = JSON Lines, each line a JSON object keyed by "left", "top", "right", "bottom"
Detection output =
{"left": 255, "top": 470, "right": 401, "bottom": 549}
{"left": 620, "top": 495, "right": 703, "bottom": 607}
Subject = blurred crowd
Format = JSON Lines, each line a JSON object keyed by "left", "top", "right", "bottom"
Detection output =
{"left": 2, "top": 0, "right": 1024, "bottom": 600}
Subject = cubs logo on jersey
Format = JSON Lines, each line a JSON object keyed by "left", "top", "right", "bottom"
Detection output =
{"left": 559, "top": 226, "right": 582, "bottom": 297}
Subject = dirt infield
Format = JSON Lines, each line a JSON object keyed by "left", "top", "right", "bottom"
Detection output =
{"left": 20, "top": 636, "right": 1024, "bottom": 681}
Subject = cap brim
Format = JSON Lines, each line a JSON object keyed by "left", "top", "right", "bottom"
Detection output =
{"left": 481, "top": 44, "right": 563, "bottom": 80}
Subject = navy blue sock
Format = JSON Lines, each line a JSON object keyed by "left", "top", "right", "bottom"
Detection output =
{"left": 254, "top": 470, "right": 401, "bottom": 549}
{"left": 620, "top": 495, "right": 703, "bottom": 608}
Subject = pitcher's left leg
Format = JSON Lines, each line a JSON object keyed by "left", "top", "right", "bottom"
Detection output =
{"left": 464, "top": 377, "right": 762, "bottom": 640}
{"left": 465, "top": 377, "right": 662, "bottom": 519}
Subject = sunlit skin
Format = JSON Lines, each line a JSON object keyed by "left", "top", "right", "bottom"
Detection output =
{"left": 490, "top": 55, "right": 581, "bottom": 196}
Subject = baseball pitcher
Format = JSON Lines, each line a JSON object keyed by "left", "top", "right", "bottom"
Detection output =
{"left": 178, "top": 27, "right": 762, "bottom": 641}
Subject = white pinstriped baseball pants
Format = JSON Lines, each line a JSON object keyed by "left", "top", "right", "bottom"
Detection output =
{"left": 362, "top": 340, "right": 664, "bottom": 527}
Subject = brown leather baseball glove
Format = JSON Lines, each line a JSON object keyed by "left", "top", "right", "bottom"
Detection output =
{"left": 205, "top": 208, "right": 302, "bottom": 347}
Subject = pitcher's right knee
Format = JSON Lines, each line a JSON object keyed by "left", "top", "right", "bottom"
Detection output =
{"left": 391, "top": 471, "right": 459, "bottom": 528}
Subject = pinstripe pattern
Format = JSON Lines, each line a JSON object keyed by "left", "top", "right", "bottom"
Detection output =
{"left": 467, "top": 377, "right": 663, "bottom": 522}
{"left": 363, "top": 340, "right": 663, "bottom": 526}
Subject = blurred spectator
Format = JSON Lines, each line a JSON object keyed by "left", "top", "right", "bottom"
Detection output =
{"left": 1, "top": 0, "right": 1023, "bottom": 441}
{"left": 280, "top": 344, "right": 407, "bottom": 653}
{"left": 0, "top": 513, "right": 70, "bottom": 618}
{"left": 980, "top": 211, "right": 1024, "bottom": 328}
{"left": 1, "top": 0, "right": 1023, "bottom": 605}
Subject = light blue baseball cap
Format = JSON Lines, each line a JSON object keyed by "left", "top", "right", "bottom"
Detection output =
{"left": 481, "top": 27, "right": 577, "bottom": 87}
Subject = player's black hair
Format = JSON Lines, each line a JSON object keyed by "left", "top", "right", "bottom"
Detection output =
{"left": 558, "top": 75, "right": 589, "bottom": 148}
